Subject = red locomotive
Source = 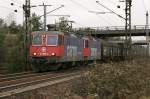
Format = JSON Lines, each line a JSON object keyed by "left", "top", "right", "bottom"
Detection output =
{"left": 29, "top": 31, "right": 101, "bottom": 72}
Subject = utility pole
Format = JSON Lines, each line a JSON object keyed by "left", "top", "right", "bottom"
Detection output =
{"left": 39, "top": 3, "right": 52, "bottom": 31}
{"left": 23, "top": 0, "right": 31, "bottom": 67}
{"left": 96, "top": 0, "right": 132, "bottom": 59}
{"left": 125, "top": 0, "right": 132, "bottom": 59}
{"left": 146, "top": 11, "right": 149, "bottom": 57}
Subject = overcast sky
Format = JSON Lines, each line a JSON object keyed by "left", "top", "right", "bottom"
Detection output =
{"left": 0, "top": 0, "right": 149, "bottom": 28}
{"left": 0, "top": 0, "right": 149, "bottom": 41}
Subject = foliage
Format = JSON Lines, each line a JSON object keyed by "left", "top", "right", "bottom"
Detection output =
{"left": 3, "top": 33, "right": 25, "bottom": 73}
{"left": 0, "top": 18, "right": 26, "bottom": 73}
{"left": 58, "top": 17, "right": 73, "bottom": 32}
{"left": 31, "top": 13, "right": 43, "bottom": 31}
{"left": 0, "top": 13, "right": 43, "bottom": 73}
{"left": 72, "top": 59, "right": 150, "bottom": 99}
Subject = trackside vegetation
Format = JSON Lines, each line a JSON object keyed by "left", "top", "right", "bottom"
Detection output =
{"left": 0, "top": 13, "right": 42, "bottom": 73}
{"left": 6, "top": 59, "right": 149, "bottom": 99}
{"left": 0, "top": 19, "right": 25, "bottom": 73}
{"left": 71, "top": 59, "right": 150, "bottom": 99}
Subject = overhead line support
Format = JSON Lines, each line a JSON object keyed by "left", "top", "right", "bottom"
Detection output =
{"left": 39, "top": 3, "right": 52, "bottom": 31}
{"left": 146, "top": 11, "right": 149, "bottom": 57}
{"left": 125, "top": 0, "right": 132, "bottom": 59}
{"left": 23, "top": 0, "right": 31, "bottom": 68}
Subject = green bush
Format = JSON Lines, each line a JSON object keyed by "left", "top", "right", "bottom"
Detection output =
{"left": 0, "top": 16, "right": 42, "bottom": 73}
{"left": 3, "top": 34, "right": 25, "bottom": 73}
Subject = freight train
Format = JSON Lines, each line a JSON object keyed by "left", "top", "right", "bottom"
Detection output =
{"left": 29, "top": 30, "right": 125, "bottom": 72}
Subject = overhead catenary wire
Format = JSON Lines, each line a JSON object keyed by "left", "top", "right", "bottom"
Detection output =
{"left": 96, "top": 1, "right": 126, "bottom": 20}
{"left": 88, "top": 0, "right": 124, "bottom": 25}
{"left": 25, "top": 0, "right": 124, "bottom": 27}
{"left": 106, "top": 0, "right": 125, "bottom": 11}
{"left": 39, "top": 5, "right": 64, "bottom": 18}
{"left": 47, "top": 14, "right": 70, "bottom": 17}
{"left": 89, "top": 0, "right": 125, "bottom": 25}
{"left": 68, "top": 0, "right": 115, "bottom": 25}
{"left": 30, "top": 0, "right": 49, "bottom": 6}
{"left": 69, "top": 0, "right": 90, "bottom": 11}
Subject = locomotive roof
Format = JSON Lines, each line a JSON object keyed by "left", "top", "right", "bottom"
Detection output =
{"left": 32, "top": 31, "right": 81, "bottom": 37}
{"left": 32, "top": 31, "right": 100, "bottom": 39}
{"left": 32, "top": 31, "right": 64, "bottom": 34}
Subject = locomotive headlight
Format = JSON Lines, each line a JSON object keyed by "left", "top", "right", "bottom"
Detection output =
{"left": 33, "top": 53, "right": 37, "bottom": 56}
{"left": 51, "top": 53, "right": 55, "bottom": 56}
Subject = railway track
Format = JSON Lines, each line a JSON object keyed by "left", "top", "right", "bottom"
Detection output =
{"left": 0, "top": 64, "right": 92, "bottom": 98}
{"left": 0, "top": 72, "right": 53, "bottom": 82}
{"left": 0, "top": 71, "right": 32, "bottom": 79}
{"left": 0, "top": 72, "right": 60, "bottom": 92}
{"left": 0, "top": 70, "right": 82, "bottom": 93}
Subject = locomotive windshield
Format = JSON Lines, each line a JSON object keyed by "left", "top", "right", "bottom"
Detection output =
{"left": 32, "top": 34, "right": 42, "bottom": 45}
{"left": 47, "top": 36, "right": 58, "bottom": 46}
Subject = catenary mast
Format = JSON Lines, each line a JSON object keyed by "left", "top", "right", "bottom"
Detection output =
{"left": 125, "top": 0, "right": 132, "bottom": 59}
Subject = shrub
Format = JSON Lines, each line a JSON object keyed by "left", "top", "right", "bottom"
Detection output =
{"left": 72, "top": 59, "right": 150, "bottom": 99}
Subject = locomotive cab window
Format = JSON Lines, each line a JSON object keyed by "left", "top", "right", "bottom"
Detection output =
{"left": 47, "top": 35, "right": 58, "bottom": 46}
{"left": 83, "top": 40, "right": 89, "bottom": 48}
{"left": 32, "top": 34, "right": 42, "bottom": 45}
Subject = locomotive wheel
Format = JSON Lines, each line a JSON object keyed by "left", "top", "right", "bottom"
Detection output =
{"left": 61, "top": 63, "right": 68, "bottom": 69}
{"left": 75, "top": 61, "right": 80, "bottom": 67}
{"left": 71, "top": 62, "right": 76, "bottom": 67}
{"left": 31, "top": 64, "right": 42, "bottom": 73}
{"left": 48, "top": 63, "right": 62, "bottom": 70}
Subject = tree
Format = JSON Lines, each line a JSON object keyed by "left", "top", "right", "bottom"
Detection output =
{"left": 0, "top": 18, "right": 26, "bottom": 73}
{"left": 0, "top": 18, "right": 6, "bottom": 66}
{"left": 0, "top": 18, "right": 4, "bottom": 27}
{"left": 31, "top": 13, "right": 42, "bottom": 31}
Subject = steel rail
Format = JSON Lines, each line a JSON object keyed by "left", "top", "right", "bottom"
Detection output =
{"left": 0, "top": 72, "right": 53, "bottom": 82}
{"left": 0, "top": 72, "right": 61, "bottom": 87}
{"left": 0, "top": 71, "right": 32, "bottom": 78}
{"left": 0, "top": 72, "right": 80, "bottom": 93}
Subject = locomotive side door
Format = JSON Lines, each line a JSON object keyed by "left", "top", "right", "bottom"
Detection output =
{"left": 82, "top": 39, "right": 89, "bottom": 57}
{"left": 58, "top": 34, "right": 64, "bottom": 56}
